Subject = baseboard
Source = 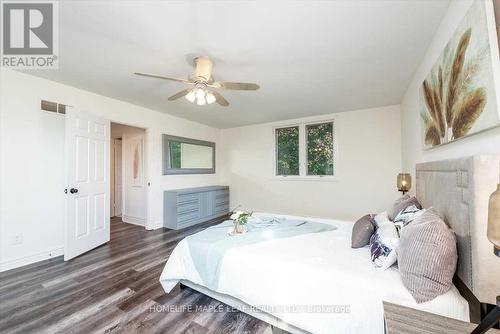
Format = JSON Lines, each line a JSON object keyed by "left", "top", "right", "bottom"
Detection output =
{"left": 0, "top": 247, "right": 64, "bottom": 272}
{"left": 147, "top": 221, "right": 162, "bottom": 230}
{"left": 122, "top": 215, "right": 145, "bottom": 226}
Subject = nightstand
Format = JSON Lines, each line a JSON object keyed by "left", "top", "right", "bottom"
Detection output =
{"left": 383, "top": 301, "right": 500, "bottom": 334}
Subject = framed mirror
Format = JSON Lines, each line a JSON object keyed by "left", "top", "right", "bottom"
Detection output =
{"left": 163, "top": 135, "right": 215, "bottom": 175}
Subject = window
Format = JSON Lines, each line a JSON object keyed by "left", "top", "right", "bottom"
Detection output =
{"left": 275, "top": 126, "right": 300, "bottom": 176}
{"left": 306, "top": 122, "right": 334, "bottom": 176}
{"left": 274, "top": 121, "right": 335, "bottom": 178}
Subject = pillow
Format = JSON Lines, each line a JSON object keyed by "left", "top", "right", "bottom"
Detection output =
{"left": 369, "top": 223, "right": 399, "bottom": 270}
{"left": 393, "top": 204, "right": 424, "bottom": 229}
{"left": 351, "top": 214, "right": 375, "bottom": 248}
{"left": 388, "top": 195, "right": 422, "bottom": 221}
{"left": 387, "top": 195, "right": 409, "bottom": 219}
{"left": 397, "top": 210, "right": 457, "bottom": 303}
{"left": 374, "top": 211, "right": 391, "bottom": 228}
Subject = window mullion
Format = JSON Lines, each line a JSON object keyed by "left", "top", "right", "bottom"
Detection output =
{"left": 299, "top": 124, "right": 306, "bottom": 177}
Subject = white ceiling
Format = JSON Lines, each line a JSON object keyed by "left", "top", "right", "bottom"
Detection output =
{"left": 26, "top": 0, "right": 450, "bottom": 128}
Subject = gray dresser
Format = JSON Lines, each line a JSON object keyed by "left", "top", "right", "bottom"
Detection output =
{"left": 163, "top": 186, "right": 230, "bottom": 230}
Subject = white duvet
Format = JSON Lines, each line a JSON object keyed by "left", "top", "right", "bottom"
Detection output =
{"left": 159, "top": 213, "right": 470, "bottom": 334}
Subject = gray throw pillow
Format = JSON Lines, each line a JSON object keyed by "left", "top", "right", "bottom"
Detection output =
{"left": 398, "top": 210, "right": 457, "bottom": 303}
{"left": 388, "top": 195, "right": 422, "bottom": 221}
{"left": 351, "top": 214, "right": 375, "bottom": 248}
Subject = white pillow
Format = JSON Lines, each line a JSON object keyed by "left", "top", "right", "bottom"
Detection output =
{"left": 369, "top": 223, "right": 399, "bottom": 270}
{"left": 374, "top": 211, "right": 392, "bottom": 228}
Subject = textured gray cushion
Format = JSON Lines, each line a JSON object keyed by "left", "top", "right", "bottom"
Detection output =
{"left": 398, "top": 210, "right": 457, "bottom": 303}
{"left": 351, "top": 214, "right": 375, "bottom": 248}
{"left": 388, "top": 195, "right": 422, "bottom": 221}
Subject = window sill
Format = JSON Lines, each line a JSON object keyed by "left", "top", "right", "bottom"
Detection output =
{"left": 272, "top": 176, "right": 338, "bottom": 182}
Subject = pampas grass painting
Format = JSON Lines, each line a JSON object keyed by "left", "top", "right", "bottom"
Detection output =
{"left": 420, "top": 0, "right": 499, "bottom": 149}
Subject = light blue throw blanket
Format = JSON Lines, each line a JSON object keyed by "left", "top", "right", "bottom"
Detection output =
{"left": 185, "top": 216, "right": 337, "bottom": 290}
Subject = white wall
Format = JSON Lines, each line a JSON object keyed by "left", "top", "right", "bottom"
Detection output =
{"left": 0, "top": 69, "right": 222, "bottom": 271}
{"left": 220, "top": 105, "right": 402, "bottom": 221}
{"left": 401, "top": 0, "right": 500, "bottom": 178}
{"left": 400, "top": 0, "right": 500, "bottom": 304}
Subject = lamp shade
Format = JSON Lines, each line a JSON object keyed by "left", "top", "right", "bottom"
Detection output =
{"left": 488, "top": 184, "right": 500, "bottom": 257}
{"left": 397, "top": 173, "right": 411, "bottom": 192}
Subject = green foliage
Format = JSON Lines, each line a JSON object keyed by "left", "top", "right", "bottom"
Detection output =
{"left": 306, "top": 123, "right": 334, "bottom": 175}
{"left": 276, "top": 126, "right": 299, "bottom": 175}
{"left": 237, "top": 212, "right": 252, "bottom": 225}
{"left": 169, "top": 142, "right": 182, "bottom": 168}
{"left": 275, "top": 123, "right": 334, "bottom": 176}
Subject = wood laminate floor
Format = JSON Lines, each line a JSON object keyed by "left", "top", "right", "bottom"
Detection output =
{"left": 0, "top": 217, "right": 272, "bottom": 334}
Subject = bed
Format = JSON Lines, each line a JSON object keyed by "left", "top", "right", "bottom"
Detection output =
{"left": 159, "top": 155, "right": 500, "bottom": 334}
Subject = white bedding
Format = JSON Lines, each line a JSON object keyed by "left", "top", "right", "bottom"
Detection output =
{"left": 159, "top": 213, "right": 470, "bottom": 334}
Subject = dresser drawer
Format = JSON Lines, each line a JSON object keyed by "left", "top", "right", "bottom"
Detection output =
{"left": 178, "top": 208, "right": 200, "bottom": 223}
{"left": 215, "top": 197, "right": 229, "bottom": 207}
{"left": 177, "top": 201, "right": 200, "bottom": 214}
{"left": 215, "top": 202, "right": 229, "bottom": 214}
{"left": 214, "top": 190, "right": 229, "bottom": 199}
{"left": 177, "top": 193, "right": 200, "bottom": 205}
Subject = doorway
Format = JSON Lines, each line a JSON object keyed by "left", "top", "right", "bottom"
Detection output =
{"left": 110, "top": 123, "right": 147, "bottom": 228}
{"left": 64, "top": 109, "right": 151, "bottom": 261}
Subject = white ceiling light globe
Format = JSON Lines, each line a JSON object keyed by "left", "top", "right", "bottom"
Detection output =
{"left": 195, "top": 88, "right": 205, "bottom": 100}
{"left": 206, "top": 92, "right": 216, "bottom": 104}
{"left": 185, "top": 90, "right": 196, "bottom": 103}
{"left": 196, "top": 94, "right": 206, "bottom": 105}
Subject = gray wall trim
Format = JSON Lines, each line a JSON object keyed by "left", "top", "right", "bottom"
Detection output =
{"left": 162, "top": 134, "right": 216, "bottom": 175}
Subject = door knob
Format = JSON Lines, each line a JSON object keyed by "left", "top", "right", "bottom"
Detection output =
{"left": 69, "top": 188, "right": 78, "bottom": 194}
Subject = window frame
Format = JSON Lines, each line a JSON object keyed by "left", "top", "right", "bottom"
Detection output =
{"left": 272, "top": 119, "right": 337, "bottom": 181}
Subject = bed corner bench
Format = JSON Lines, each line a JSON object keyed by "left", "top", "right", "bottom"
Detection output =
{"left": 383, "top": 302, "right": 500, "bottom": 334}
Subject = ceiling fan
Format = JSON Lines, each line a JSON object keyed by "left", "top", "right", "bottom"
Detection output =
{"left": 134, "top": 56, "right": 259, "bottom": 107}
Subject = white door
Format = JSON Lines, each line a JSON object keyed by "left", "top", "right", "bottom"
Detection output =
{"left": 114, "top": 139, "right": 122, "bottom": 216}
{"left": 65, "top": 108, "right": 110, "bottom": 261}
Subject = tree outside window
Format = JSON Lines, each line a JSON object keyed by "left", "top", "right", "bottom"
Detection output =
{"left": 275, "top": 126, "right": 299, "bottom": 175}
{"left": 306, "top": 122, "right": 334, "bottom": 176}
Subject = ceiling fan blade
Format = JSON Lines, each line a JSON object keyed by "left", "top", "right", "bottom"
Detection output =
{"left": 210, "top": 82, "right": 260, "bottom": 90}
{"left": 134, "top": 72, "right": 193, "bottom": 84}
{"left": 168, "top": 89, "right": 191, "bottom": 101}
{"left": 212, "top": 91, "right": 229, "bottom": 106}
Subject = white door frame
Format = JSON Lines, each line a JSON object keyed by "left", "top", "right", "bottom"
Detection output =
{"left": 114, "top": 138, "right": 123, "bottom": 217}
{"left": 110, "top": 138, "right": 123, "bottom": 218}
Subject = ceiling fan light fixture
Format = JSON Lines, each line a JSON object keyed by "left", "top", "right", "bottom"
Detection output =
{"left": 185, "top": 90, "right": 196, "bottom": 103}
{"left": 195, "top": 88, "right": 205, "bottom": 100}
{"left": 206, "top": 92, "right": 216, "bottom": 104}
{"left": 196, "top": 94, "right": 206, "bottom": 106}
{"left": 134, "top": 55, "right": 260, "bottom": 108}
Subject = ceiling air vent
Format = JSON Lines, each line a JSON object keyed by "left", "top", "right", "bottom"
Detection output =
{"left": 41, "top": 100, "right": 66, "bottom": 114}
